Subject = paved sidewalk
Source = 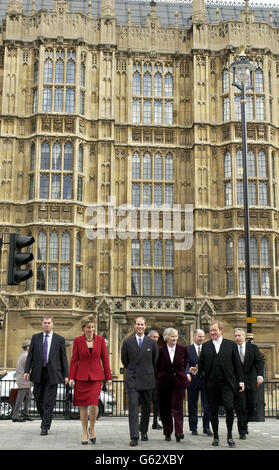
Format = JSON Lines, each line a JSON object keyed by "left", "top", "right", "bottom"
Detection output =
{"left": 0, "top": 416, "right": 278, "bottom": 452}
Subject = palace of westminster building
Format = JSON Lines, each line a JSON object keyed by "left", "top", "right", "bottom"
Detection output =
{"left": 0, "top": 0, "right": 279, "bottom": 382}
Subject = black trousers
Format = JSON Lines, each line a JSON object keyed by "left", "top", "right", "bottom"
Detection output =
{"left": 127, "top": 389, "right": 152, "bottom": 439}
{"left": 33, "top": 366, "right": 57, "bottom": 430}
{"left": 187, "top": 387, "right": 210, "bottom": 432}
{"left": 205, "top": 378, "right": 235, "bottom": 439}
{"left": 235, "top": 388, "right": 256, "bottom": 435}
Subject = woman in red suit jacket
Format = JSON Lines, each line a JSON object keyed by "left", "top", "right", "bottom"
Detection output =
{"left": 157, "top": 327, "right": 189, "bottom": 442}
{"left": 69, "top": 315, "right": 112, "bottom": 445}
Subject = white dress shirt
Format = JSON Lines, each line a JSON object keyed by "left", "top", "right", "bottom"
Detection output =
{"left": 213, "top": 336, "right": 223, "bottom": 353}
{"left": 194, "top": 343, "right": 202, "bottom": 357}
{"left": 167, "top": 344, "right": 176, "bottom": 363}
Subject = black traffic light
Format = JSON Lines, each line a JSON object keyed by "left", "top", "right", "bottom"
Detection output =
{"left": 8, "top": 233, "right": 35, "bottom": 285}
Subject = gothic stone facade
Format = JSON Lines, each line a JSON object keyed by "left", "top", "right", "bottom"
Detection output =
{"left": 0, "top": 0, "right": 279, "bottom": 381}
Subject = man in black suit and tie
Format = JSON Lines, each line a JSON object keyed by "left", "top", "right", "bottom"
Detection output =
{"left": 121, "top": 316, "right": 158, "bottom": 446}
{"left": 24, "top": 315, "right": 68, "bottom": 435}
{"left": 190, "top": 321, "right": 244, "bottom": 447}
{"left": 234, "top": 328, "right": 264, "bottom": 439}
{"left": 186, "top": 329, "right": 211, "bottom": 436}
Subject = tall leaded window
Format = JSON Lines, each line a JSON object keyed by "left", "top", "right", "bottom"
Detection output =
{"left": 131, "top": 151, "right": 174, "bottom": 207}
{"left": 38, "top": 141, "right": 78, "bottom": 201}
{"left": 132, "top": 62, "right": 173, "bottom": 124}
{"left": 236, "top": 149, "right": 269, "bottom": 206}
{"left": 36, "top": 230, "right": 80, "bottom": 292}
{"left": 131, "top": 239, "right": 174, "bottom": 296}
{"left": 41, "top": 47, "right": 77, "bottom": 113}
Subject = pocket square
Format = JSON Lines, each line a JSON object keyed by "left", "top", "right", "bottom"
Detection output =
{"left": 147, "top": 348, "right": 151, "bottom": 351}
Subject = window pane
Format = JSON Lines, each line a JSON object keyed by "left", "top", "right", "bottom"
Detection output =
{"left": 154, "top": 184, "right": 162, "bottom": 207}
{"left": 49, "top": 232, "right": 59, "bottom": 260}
{"left": 132, "top": 183, "right": 140, "bottom": 207}
{"left": 80, "top": 90, "right": 85, "bottom": 115}
{"left": 77, "top": 176, "right": 83, "bottom": 202}
{"left": 154, "top": 240, "right": 162, "bottom": 266}
{"left": 143, "top": 271, "right": 151, "bottom": 295}
{"left": 80, "top": 63, "right": 85, "bottom": 87}
{"left": 237, "top": 181, "right": 243, "bottom": 205}
{"left": 224, "top": 151, "right": 231, "bottom": 178}
{"left": 76, "top": 266, "right": 81, "bottom": 292}
{"left": 54, "top": 87, "right": 63, "bottom": 112}
{"left": 154, "top": 72, "right": 162, "bottom": 96}
{"left": 247, "top": 150, "right": 255, "bottom": 177}
{"left": 165, "top": 72, "right": 173, "bottom": 96}
{"left": 55, "top": 59, "right": 64, "bottom": 83}
{"left": 226, "top": 270, "right": 234, "bottom": 295}
{"left": 225, "top": 182, "right": 232, "bottom": 206}
{"left": 133, "top": 72, "right": 141, "bottom": 95}
{"left": 165, "top": 271, "right": 173, "bottom": 295}
{"left": 52, "top": 143, "right": 61, "bottom": 170}
{"left": 41, "top": 143, "right": 50, "bottom": 169}
{"left": 48, "top": 265, "right": 58, "bottom": 291}
{"left": 255, "top": 69, "right": 263, "bottom": 92}
{"left": 64, "top": 143, "right": 73, "bottom": 170}
{"left": 261, "top": 237, "right": 269, "bottom": 266}
{"left": 65, "top": 88, "right": 75, "bottom": 112}
{"left": 165, "top": 154, "right": 173, "bottom": 180}
{"left": 165, "top": 101, "right": 173, "bottom": 124}
{"left": 29, "top": 175, "right": 34, "bottom": 199}
{"left": 43, "top": 87, "right": 52, "bottom": 112}
{"left": 143, "top": 72, "right": 151, "bottom": 95}
{"left": 226, "top": 238, "right": 233, "bottom": 265}
{"left": 262, "top": 270, "right": 270, "bottom": 295}
{"left": 251, "top": 270, "right": 259, "bottom": 295}
{"left": 33, "top": 89, "right": 38, "bottom": 113}
{"left": 258, "top": 151, "right": 267, "bottom": 177}
{"left": 165, "top": 184, "right": 173, "bottom": 206}
{"left": 132, "top": 153, "right": 141, "bottom": 179}
{"left": 76, "top": 233, "right": 81, "bottom": 262}
{"left": 259, "top": 182, "right": 268, "bottom": 206}
{"left": 234, "top": 96, "right": 241, "bottom": 120}
{"left": 131, "top": 270, "right": 140, "bottom": 295}
{"left": 63, "top": 175, "right": 72, "bottom": 199}
{"left": 154, "top": 154, "right": 162, "bottom": 179}
{"left": 44, "top": 59, "right": 53, "bottom": 82}
{"left": 51, "top": 175, "right": 61, "bottom": 199}
{"left": 250, "top": 237, "right": 258, "bottom": 264}
{"left": 165, "top": 240, "right": 174, "bottom": 267}
{"left": 78, "top": 145, "right": 84, "bottom": 172}
{"left": 143, "top": 99, "right": 151, "bottom": 124}
{"left": 248, "top": 181, "right": 256, "bottom": 205}
{"left": 143, "top": 240, "right": 151, "bottom": 266}
{"left": 222, "top": 69, "right": 229, "bottom": 93}
{"left": 239, "top": 269, "right": 246, "bottom": 294}
{"left": 154, "top": 271, "right": 162, "bottom": 295}
{"left": 38, "top": 232, "right": 47, "bottom": 260}
{"left": 143, "top": 184, "right": 151, "bottom": 206}
{"left": 61, "top": 265, "right": 70, "bottom": 291}
{"left": 154, "top": 100, "right": 162, "bottom": 124}
{"left": 40, "top": 174, "right": 49, "bottom": 198}
{"left": 256, "top": 97, "right": 265, "bottom": 120}
{"left": 143, "top": 153, "right": 151, "bottom": 179}
{"left": 223, "top": 97, "right": 229, "bottom": 121}
{"left": 66, "top": 60, "right": 75, "bottom": 83}
{"left": 238, "top": 237, "right": 245, "bottom": 264}
{"left": 61, "top": 232, "right": 70, "bottom": 261}
{"left": 132, "top": 99, "right": 141, "bottom": 124}
{"left": 37, "top": 264, "right": 46, "bottom": 291}
{"left": 132, "top": 239, "right": 140, "bottom": 266}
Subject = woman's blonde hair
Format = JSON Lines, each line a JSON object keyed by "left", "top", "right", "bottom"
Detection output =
{"left": 81, "top": 314, "right": 95, "bottom": 330}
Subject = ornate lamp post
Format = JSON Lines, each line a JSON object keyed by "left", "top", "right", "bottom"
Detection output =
{"left": 230, "top": 47, "right": 256, "bottom": 342}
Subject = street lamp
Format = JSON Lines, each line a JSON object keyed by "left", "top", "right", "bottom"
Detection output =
{"left": 230, "top": 47, "right": 256, "bottom": 342}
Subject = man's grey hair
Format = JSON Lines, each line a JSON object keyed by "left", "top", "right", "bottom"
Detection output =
{"left": 147, "top": 330, "right": 159, "bottom": 337}
{"left": 234, "top": 327, "right": 246, "bottom": 336}
{"left": 193, "top": 329, "right": 205, "bottom": 336}
{"left": 163, "top": 327, "right": 178, "bottom": 341}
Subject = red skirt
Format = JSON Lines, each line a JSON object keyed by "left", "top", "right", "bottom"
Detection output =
{"left": 73, "top": 380, "right": 102, "bottom": 406}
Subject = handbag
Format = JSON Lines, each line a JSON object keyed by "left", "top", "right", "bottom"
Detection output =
{"left": 9, "top": 388, "right": 18, "bottom": 402}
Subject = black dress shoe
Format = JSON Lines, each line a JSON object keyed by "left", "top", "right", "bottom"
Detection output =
{"left": 165, "top": 436, "right": 171, "bottom": 441}
{"left": 141, "top": 433, "right": 148, "bottom": 441}
{"left": 175, "top": 433, "right": 184, "bottom": 442}
{"left": 130, "top": 439, "right": 138, "bottom": 446}
{"left": 90, "top": 437, "right": 96, "bottom": 444}
{"left": 40, "top": 429, "right": 48, "bottom": 436}
{"left": 192, "top": 430, "right": 198, "bottom": 435}
{"left": 12, "top": 418, "right": 26, "bottom": 422}
{"left": 227, "top": 438, "right": 236, "bottom": 447}
{"left": 239, "top": 434, "right": 246, "bottom": 440}
{"left": 23, "top": 416, "right": 34, "bottom": 421}
{"left": 212, "top": 438, "right": 219, "bottom": 446}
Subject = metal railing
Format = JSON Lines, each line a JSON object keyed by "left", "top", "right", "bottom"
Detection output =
{"left": 1, "top": 378, "right": 279, "bottom": 419}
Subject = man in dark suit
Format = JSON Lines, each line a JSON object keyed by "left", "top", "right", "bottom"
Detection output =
{"left": 121, "top": 316, "right": 158, "bottom": 446}
{"left": 234, "top": 328, "right": 264, "bottom": 439}
{"left": 190, "top": 321, "right": 244, "bottom": 447}
{"left": 24, "top": 315, "right": 68, "bottom": 435}
{"left": 186, "top": 329, "right": 211, "bottom": 436}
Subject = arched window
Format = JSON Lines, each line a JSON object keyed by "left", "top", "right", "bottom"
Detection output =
{"left": 49, "top": 232, "right": 59, "bottom": 260}
{"left": 66, "top": 59, "right": 75, "bottom": 83}
{"left": 38, "top": 231, "right": 47, "bottom": 260}
{"left": 64, "top": 142, "right": 73, "bottom": 170}
{"left": 41, "top": 142, "right": 50, "bottom": 169}
{"left": 44, "top": 59, "right": 53, "bottom": 82}
{"left": 165, "top": 154, "right": 173, "bottom": 180}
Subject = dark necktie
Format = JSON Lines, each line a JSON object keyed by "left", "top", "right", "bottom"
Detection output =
{"left": 239, "top": 344, "right": 245, "bottom": 364}
{"left": 43, "top": 334, "right": 49, "bottom": 367}
{"left": 138, "top": 338, "right": 142, "bottom": 349}
{"left": 197, "top": 346, "right": 201, "bottom": 358}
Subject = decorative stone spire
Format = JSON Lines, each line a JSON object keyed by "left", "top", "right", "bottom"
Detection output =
{"left": 32, "top": 0, "right": 36, "bottom": 14}
{"left": 101, "top": 0, "right": 115, "bottom": 17}
{"left": 192, "top": 0, "right": 206, "bottom": 24}
{"left": 245, "top": 0, "right": 250, "bottom": 13}
{"left": 8, "top": 0, "right": 22, "bottom": 13}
